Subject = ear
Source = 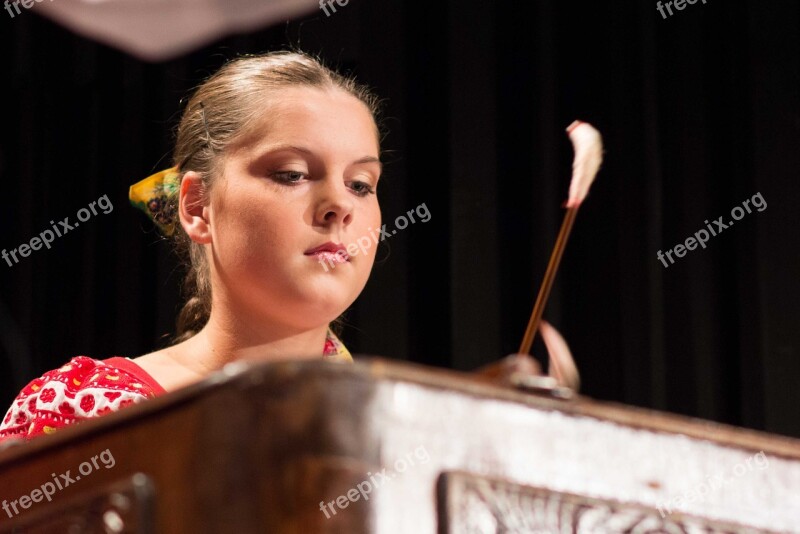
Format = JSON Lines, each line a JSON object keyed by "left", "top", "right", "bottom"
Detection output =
{"left": 179, "top": 171, "right": 212, "bottom": 244}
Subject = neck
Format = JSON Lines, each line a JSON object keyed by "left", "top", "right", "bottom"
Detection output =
{"left": 175, "top": 307, "right": 330, "bottom": 378}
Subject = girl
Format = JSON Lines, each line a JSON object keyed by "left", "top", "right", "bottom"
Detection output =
{"left": 0, "top": 51, "right": 382, "bottom": 442}
{"left": 0, "top": 50, "right": 572, "bottom": 444}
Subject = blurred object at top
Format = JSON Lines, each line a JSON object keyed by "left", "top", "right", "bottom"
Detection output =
{"left": 34, "top": 0, "right": 322, "bottom": 61}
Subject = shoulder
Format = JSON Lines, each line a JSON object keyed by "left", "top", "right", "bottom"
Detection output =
{"left": 127, "top": 344, "right": 207, "bottom": 393}
{"left": 0, "top": 356, "right": 161, "bottom": 443}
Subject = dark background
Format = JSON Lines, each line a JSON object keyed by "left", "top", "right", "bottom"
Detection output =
{"left": 1, "top": 0, "right": 798, "bottom": 438}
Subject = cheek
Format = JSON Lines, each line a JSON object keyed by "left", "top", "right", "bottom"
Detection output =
{"left": 355, "top": 206, "right": 382, "bottom": 263}
{"left": 359, "top": 199, "right": 381, "bottom": 227}
{"left": 214, "top": 195, "right": 297, "bottom": 266}
{"left": 246, "top": 211, "right": 300, "bottom": 264}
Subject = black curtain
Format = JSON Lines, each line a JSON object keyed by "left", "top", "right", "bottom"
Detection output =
{"left": 1, "top": 0, "right": 798, "bottom": 438}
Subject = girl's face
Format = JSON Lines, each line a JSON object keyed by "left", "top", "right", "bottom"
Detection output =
{"left": 204, "top": 87, "right": 382, "bottom": 330}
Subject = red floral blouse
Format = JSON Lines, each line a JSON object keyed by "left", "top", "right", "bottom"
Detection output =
{"left": 0, "top": 357, "right": 164, "bottom": 443}
{"left": 0, "top": 330, "right": 352, "bottom": 443}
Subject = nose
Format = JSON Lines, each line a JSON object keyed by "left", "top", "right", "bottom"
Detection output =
{"left": 314, "top": 179, "right": 354, "bottom": 227}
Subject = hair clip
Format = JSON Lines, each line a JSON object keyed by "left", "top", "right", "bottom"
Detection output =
{"left": 129, "top": 167, "right": 181, "bottom": 236}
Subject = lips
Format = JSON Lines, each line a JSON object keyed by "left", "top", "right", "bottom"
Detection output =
{"left": 305, "top": 241, "right": 350, "bottom": 261}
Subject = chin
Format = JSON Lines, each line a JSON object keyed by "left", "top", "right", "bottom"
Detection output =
{"left": 263, "top": 265, "right": 368, "bottom": 325}
{"left": 287, "top": 286, "right": 357, "bottom": 325}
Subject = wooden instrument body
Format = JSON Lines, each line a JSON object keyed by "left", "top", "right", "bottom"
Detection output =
{"left": 0, "top": 358, "right": 798, "bottom": 533}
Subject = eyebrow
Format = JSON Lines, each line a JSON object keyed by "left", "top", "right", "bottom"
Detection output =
{"left": 261, "top": 144, "right": 382, "bottom": 170}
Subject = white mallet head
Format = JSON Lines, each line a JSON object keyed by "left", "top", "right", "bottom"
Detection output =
{"left": 565, "top": 120, "right": 603, "bottom": 208}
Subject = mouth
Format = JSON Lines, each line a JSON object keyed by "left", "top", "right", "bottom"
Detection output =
{"left": 304, "top": 241, "right": 350, "bottom": 263}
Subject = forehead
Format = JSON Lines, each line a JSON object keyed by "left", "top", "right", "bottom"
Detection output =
{"left": 231, "top": 86, "right": 380, "bottom": 154}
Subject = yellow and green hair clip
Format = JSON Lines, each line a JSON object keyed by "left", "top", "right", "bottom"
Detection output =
{"left": 128, "top": 167, "right": 181, "bottom": 236}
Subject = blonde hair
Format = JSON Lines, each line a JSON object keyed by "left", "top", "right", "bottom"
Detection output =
{"left": 169, "top": 51, "right": 382, "bottom": 343}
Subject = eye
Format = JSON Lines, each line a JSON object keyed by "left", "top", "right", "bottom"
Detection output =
{"left": 270, "top": 170, "right": 307, "bottom": 184}
{"left": 349, "top": 180, "right": 376, "bottom": 197}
